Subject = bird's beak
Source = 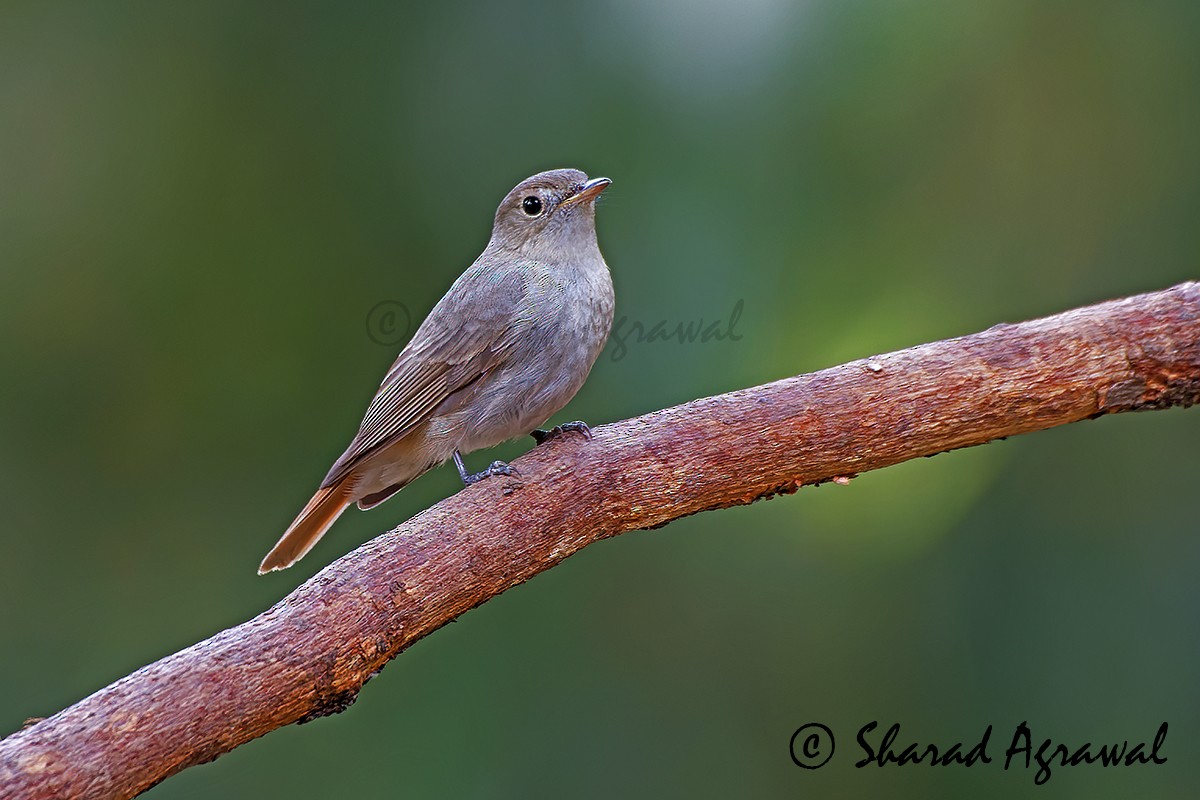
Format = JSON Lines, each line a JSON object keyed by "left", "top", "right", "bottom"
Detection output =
{"left": 560, "top": 177, "right": 611, "bottom": 208}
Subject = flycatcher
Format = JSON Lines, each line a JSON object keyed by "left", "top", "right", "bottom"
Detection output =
{"left": 259, "top": 169, "right": 614, "bottom": 573}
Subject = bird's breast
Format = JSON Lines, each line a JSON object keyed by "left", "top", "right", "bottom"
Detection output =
{"left": 447, "top": 258, "right": 613, "bottom": 452}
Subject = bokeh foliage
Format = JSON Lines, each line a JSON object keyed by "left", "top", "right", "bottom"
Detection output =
{"left": 1, "top": 1, "right": 1197, "bottom": 797}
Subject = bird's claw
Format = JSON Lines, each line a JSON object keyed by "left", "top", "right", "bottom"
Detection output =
{"left": 531, "top": 421, "right": 592, "bottom": 445}
{"left": 463, "top": 460, "right": 517, "bottom": 485}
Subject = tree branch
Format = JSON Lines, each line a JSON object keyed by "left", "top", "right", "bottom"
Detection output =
{"left": 3, "top": 282, "right": 1199, "bottom": 799}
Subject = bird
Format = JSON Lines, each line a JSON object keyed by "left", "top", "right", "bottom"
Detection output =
{"left": 258, "top": 168, "right": 614, "bottom": 574}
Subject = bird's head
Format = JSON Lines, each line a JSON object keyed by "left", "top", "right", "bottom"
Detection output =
{"left": 490, "top": 168, "right": 611, "bottom": 259}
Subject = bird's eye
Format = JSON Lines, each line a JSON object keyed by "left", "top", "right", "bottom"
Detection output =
{"left": 521, "top": 196, "right": 543, "bottom": 217}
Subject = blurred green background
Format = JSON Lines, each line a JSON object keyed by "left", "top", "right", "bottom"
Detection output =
{"left": 2, "top": 1, "right": 1198, "bottom": 797}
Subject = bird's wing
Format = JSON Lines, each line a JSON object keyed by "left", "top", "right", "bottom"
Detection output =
{"left": 320, "top": 262, "right": 528, "bottom": 486}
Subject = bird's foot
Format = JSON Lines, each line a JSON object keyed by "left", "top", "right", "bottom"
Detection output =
{"left": 468, "top": 460, "right": 516, "bottom": 485}
{"left": 454, "top": 450, "right": 518, "bottom": 486}
{"left": 531, "top": 421, "right": 592, "bottom": 445}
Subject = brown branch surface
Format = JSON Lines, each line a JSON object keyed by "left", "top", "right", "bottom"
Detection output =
{"left": 3, "top": 282, "right": 1199, "bottom": 799}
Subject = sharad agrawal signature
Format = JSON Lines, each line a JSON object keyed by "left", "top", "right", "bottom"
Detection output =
{"left": 606, "top": 299, "right": 743, "bottom": 362}
{"left": 790, "top": 720, "right": 1168, "bottom": 785}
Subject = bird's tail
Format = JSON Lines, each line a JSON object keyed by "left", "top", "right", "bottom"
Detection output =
{"left": 258, "top": 481, "right": 352, "bottom": 574}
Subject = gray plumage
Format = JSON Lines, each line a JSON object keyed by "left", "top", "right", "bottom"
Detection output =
{"left": 259, "top": 168, "right": 614, "bottom": 573}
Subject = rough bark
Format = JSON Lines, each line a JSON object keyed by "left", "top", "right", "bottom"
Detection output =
{"left": 2, "top": 282, "right": 1199, "bottom": 800}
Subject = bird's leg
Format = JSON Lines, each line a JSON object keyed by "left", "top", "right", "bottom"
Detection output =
{"left": 453, "top": 450, "right": 516, "bottom": 485}
{"left": 531, "top": 420, "right": 592, "bottom": 445}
